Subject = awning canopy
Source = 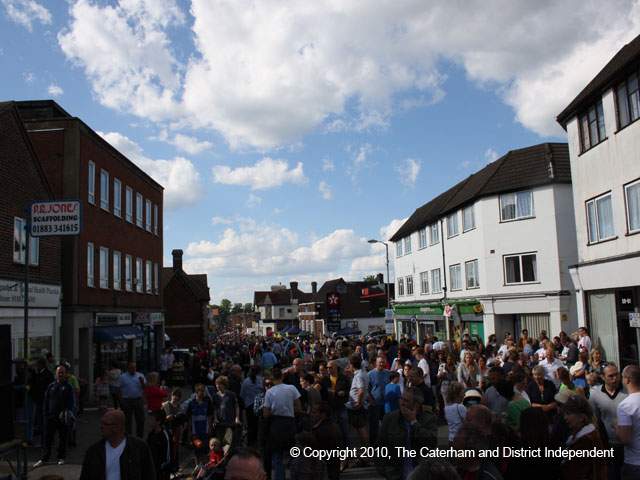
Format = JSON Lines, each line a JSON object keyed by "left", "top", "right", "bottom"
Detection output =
{"left": 94, "top": 326, "right": 144, "bottom": 343}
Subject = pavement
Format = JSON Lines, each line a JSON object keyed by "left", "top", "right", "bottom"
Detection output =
{"left": 1, "top": 390, "right": 452, "bottom": 480}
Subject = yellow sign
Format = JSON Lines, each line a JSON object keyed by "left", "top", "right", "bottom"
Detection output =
{"left": 562, "top": 314, "right": 568, "bottom": 322}
{"left": 473, "top": 304, "right": 484, "bottom": 313}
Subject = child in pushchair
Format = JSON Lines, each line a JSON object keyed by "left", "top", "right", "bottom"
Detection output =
{"left": 190, "top": 437, "right": 227, "bottom": 480}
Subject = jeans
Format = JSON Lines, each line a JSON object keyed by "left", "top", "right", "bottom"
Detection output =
{"left": 272, "top": 451, "right": 285, "bottom": 480}
{"left": 369, "top": 404, "right": 385, "bottom": 445}
{"left": 331, "top": 408, "right": 349, "bottom": 448}
{"left": 121, "top": 397, "right": 146, "bottom": 438}
{"left": 42, "top": 418, "right": 68, "bottom": 461}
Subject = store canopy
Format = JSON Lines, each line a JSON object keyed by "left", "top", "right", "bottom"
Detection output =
{"left": 333, "top": 327, "right": 361, "bottom": 336}
{"left": 287, "top": 326, "right": 301, "bottom": 335}
{"left": 93, "top": 326, "right": 144, "bottom": 343}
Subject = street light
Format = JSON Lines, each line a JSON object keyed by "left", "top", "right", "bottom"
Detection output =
{"left": 367, "top": 239, "right": 390, "bottom": 310}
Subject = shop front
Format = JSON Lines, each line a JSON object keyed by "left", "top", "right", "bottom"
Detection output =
{"left": 134, "top": 312, "right": 164, "bottom": 373}
{"left": 93, "top": 313, "right": 141, "bottom": 377}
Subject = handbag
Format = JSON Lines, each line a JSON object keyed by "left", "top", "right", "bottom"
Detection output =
{"left": 59, "top": 409, "right": 75, "bottom": 426}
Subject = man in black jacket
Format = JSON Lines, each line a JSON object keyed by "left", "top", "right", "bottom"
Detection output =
{"left": 80, "top": 409, "right": 156, "bottom": 480}
{"left": 320, "top": 361, "right": 351, "bottom": 452}
{"left": 32, "top": 357, "right": 54, "bottom": 439}
{"left": 311, "top": 401, "right": 342, "bottom": 480}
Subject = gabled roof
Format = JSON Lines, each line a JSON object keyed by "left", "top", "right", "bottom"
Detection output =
{"left": 162, "top": 267, "right": 210, "bottom": 302}
{"left": 389, "top": 142, "right": 570, "bottom": 242}
{"left": 253, "top": 286, "right": 313, "bottom": 306}
{"left": 557, "top": 33, "right": 640, "bottom": 127}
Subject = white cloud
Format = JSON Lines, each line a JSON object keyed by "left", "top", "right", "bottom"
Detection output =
{"left": 151, "top": 129, "right": 213, "bottom": 154}
{"left": 2, "top": 0, "right": 51, "bottom": 31}
{"left": 246, "top": 193, "right": 262, "bottom": 208}
{"left": 380, "top": 217, "right": 409, "bottom": 243}
{"left": 212, "top": 158, "right": 308, "bottom": 190}
{"left": 57, "top": 0, "right": 640, "bottom": 148}
{"left": 24, "top": 72, "right": 35, "bottom": 84}
{"left": 211, "top": 216, "right": 232, "bottom": 225}
{"left": 396, "top": 157, "right": 421, "bottom": 188}
{"left": 47, "top": 84, "right": 63, "bottom": 96}
{"left": 322, "top": 158, "right": 335, "bottom": 172}
{"left": 346, "top": 143, "right": 376, "bottom": 184}
{"left": 484, "top": 148, "right": 499, "bottom": 163}
{"left": 318, "top": 181, "right": 332, "bottom": 200}
{"left": 98, "top": 131, "right": 205, "bottom": 211}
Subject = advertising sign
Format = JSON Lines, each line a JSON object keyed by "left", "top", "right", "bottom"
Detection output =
{"left": 30, "top": 200, "right": 82, "bottom": 237}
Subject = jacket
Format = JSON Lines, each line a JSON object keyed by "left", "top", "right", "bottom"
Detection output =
{"left": 43, "top": 380, "right": 75, "bottom": 420}
{"left": 560, "top": 429, "right": 606, "bottom": 480}
{"left": 375, "top": 409, "right": 438, "bottom": 480}
{"left": 79, "top": 435, "right": 156, "bottom": 480}
{"left": 320, "top": 373, "right": 350, "bottom": 411}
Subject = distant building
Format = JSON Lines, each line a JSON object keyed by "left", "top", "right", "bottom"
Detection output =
{"left": 557, "top": 34, "right": 640, "bottom": 367}
{"left": 229, "top": 312, "right": 260, "bottom": 333}
{"left": 253, "top": 282, "right": 313, "bottom": 333}
{"left": 163, "top": 249, "right": 210, "bottom": 347}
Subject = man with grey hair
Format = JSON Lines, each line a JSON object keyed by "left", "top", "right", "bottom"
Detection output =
{"left": 375, "top": 386, "right": 437, "bottom": 480}
{"left": 224, "top": 447, "right": 267, "bottom": 480}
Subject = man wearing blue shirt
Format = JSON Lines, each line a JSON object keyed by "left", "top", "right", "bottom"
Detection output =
{"left": 116, "top": 362, "right": 146, "bottom": 438}
{"left": 368, "top": 356, "right": 389, "bottom": 444}
{"left": 260, "top": 346, "right": 277, "bottom": 370}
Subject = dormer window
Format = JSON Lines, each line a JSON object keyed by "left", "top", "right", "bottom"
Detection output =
{"left": 579, "top": 100, "right": 606, "bottom": 152}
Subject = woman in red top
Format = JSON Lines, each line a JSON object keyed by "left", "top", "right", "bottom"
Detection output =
{"left": 145, "top": 372, "right": 168, "bottom": 412}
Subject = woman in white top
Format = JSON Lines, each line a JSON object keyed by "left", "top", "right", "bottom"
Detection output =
{"left": 444, "top": 381, "right": 466, "bottom": 443}
{"left": 457, "top": 352, "right": 478, "bottom": 389}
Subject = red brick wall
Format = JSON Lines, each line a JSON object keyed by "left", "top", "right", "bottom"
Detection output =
{"left": 164, "top": 276, "right": 206, "bottom": 346}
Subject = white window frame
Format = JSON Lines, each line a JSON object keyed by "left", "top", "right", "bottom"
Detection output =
{"left": 13, "top": 217, "right": 39, "bottom": 265}
{"left": 153, "top": 204, "right": 158, "bottom": 235}
{"left": 125, "top": 255, "right": 132, "bottom": 292}
{"left": 125, "top": 187, "right": 133, "bottom": 223}
{"left": 99, "top": 247, "right": 109, "bottom": 289}
{"left": 145, "top": 260, "right": 152, "bottom": 293}
{"left": 449, "top": 264, "right": 462, "bottom": 291}
{"left": 136, "top": 258, "right": 143, "bottom": 292}
{"left": 500, "top": 191, "right": 534, "bottom": 222}
{"left": 406, "top": 275, "right": 414, "bottom": 295}
{"left": 397, "top": 278, "right": 405, "bottom": 296}
{"left": 87, "top": 243, "right": 95, "bottom": 287}
{"left": 404, "top": 236, "right": 412, "bottom": 255}
{"left": 504, "top": 253, "right": 538, "bottom": 285}
{"left": 586, "top": 192, "right": 615, "bottom": 244}
{"left": 136, "top": 193, "right": 143, "bottom": 228}
{"left": 113, "top": 251, "right": 122, "bottom": 290}
{"left": 145, "top": 199, "right": 152, "bottom": 232}
{"left": 418, "top": 228, "right": 427, "bottom": 249}
{"left": 100, "top": 170, "right": 109, "bottom": 211}
{"left": 462, "top": 205, "right": 476, "bottom": 232}
{"left": 420, "top": 271, "right": 429, "bottom": 294}
{"left": 113, "top": 179, "right": 122, "bottom": 217}
{"left": 429, "top": 223, "right": 440, "bottom": 245}
{"left": 88, "top": 161, "right": 95, "bottom": 204}
{"left": 396, "top": 241, "right": 403, "bottom": 257}
{"left": 447, "top": 212, "right": 459, "bottom": 238}
{"left": 465, "top": 259, "right": 479, "bottom": 289}
{"left": 431, "top": 269, "right": 441, "bottom": 293}
{"left": 625, "top": 179, "right": 640, "bottom": 234}
{"left": 154, "top": 263, "right": 159, "bottom": 294}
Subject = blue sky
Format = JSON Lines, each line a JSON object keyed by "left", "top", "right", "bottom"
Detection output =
{"left": 2, "top": 0, "right": 639, "bottom": 304}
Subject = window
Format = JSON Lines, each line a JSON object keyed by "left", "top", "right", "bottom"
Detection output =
{"left": 579, "top": 101, "right": 606, "bottom": 152}
{"left": 99, "top": 247, "right": 109, "bottom": 288}
{"left": 462, "top": 205, "right": 475, "bottom": 232}
{"left": 113, "top": 251, "right": 121, "bottom": 290}
{"left": 125, "top": 255, "right": 132, "bottom": 291}
{"left": 145, "top": 261, "right": 152, "bottom": 293}
{"left": 279, "top": 308, "right": 285, "bottom": 318}
{"left": 504, "top": 253, "right": 538, "bottom": 284}
{"left": 396, "top": 241, "right": 403, "bottom": 257}
{"left": 431, "top": 269, "right": 441, "bottom": 293}
{"left": 625, "top": 179, "right": 640, "bottom": 234}
{"left": 100, "top": 170, "right": 109, "bottom": 210}
{"left": 88, "top": 161, "right": 95, "bottom": 204}
{"left": 87, "top": 243, "right": 94, "bottom": 287}
{"left": 136, "top": 193, "right": 143, "bottom": 228}
{"left": 136, "top": 258, "right": 143, "bottom": 292}
{"left": 145, "top": 199, "right": 152, "bottom": 232}
{"left": 616, "top": 72, "right": 640, "bottom": 129}
{"left": 114, "top": 179, "right": 122, "bottom": 217}
{"left": 419, "top": 228, "right": 427, "bottom": 249}
{"left": 447, "top": 212, "right": 459, "bottom": 238}
{"left": 406, "top": 276, "right": 414, "bottom": 295}
{"left": 420, "top": 271, "right": 429, "bottom": 294}
{"left": 154, "top": 263, "right": 159, "bottom": 294}
{"left": 125, "top": 187, "right": 133, "bottom": 223}
{"left": 450, "top": 264, "right": 462, "bottom": 291}
{"left": 500, "top": 191, "right": 533, "bottom": 221}
{"left": 586, "top": 193, "right": 615, "bottom": 243}
{"left": 404, "top": 236, "right": 412, "bottom": 254}
{"left": 429, "top": 223, "right": 440, "bottom": 245}
{"left": 465, "top": 260, "right": 479, "bottom": 289}
{"left": 13, "top": 218, "right": 39, "bottom": 265}
{"left": 397, "top": 278, "right": 405, "bottom": 296}
{"left": 153, "top": 204, "right": 158, "bottom": 235}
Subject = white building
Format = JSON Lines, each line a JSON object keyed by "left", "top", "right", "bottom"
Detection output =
{"left": 557, "top": 34, "right": 640, "bottom": 368}
{"left": 390, "top": 143, "right": 578, "bottom": 344}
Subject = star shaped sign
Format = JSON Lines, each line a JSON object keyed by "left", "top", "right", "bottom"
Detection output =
{"left": 327, "top": 294, "right": 339, "bottom": 306}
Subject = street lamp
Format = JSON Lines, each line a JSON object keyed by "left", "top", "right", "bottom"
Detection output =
{"left": 367, "top": 239, "right": 390, "bottom": 310}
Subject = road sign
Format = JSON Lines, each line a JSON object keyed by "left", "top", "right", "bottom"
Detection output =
{"left": 630, "top": 312, "right": 640, "bottom": 328}
{"left": 30, "top": 200, "right": 82, "bottom": 237}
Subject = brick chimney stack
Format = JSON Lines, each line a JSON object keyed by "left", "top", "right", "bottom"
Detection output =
{"left": 290, "top": 281, "right": 298, "bottom": 301}
{"left": 311, "top": 282, "right": 317, "bottom": 294}
{"left": 172, "top": 249, "right": 183, "bottom": 271}
{"left": 377, "top": 273, "right": 384, "bottom": 284}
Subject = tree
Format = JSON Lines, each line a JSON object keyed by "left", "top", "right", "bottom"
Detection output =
{"left": 363, "top": 274, "right": 378, "bottom": 282}
{"left": 244, "top": 302, "right": 253, "bottom": 313}
{"left": 219, "top": 299, "right": 232, "bottom": 325}
{"left": 232, "top": 302, "right": 244, "bottom": 314}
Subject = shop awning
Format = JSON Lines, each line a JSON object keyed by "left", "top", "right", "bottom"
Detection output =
{"left": 93, "top": 326, "right": 144, "bottom": 343}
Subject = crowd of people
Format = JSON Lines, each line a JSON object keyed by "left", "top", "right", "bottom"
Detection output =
{"left": 17, "top": 326, "right": 640, "bottom": 480}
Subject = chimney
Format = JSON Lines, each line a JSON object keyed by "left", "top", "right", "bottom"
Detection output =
{"left": 172, "top": 249, "right": 183, "bottom": 271}
{"left": 311, "top": 282, "right": 317, "bottom": 294}
{"left": 376, "top": 273, "right": 384, "bottom": 284}
{"left": 290, "top": 281, "right": 298, "bottom": 301}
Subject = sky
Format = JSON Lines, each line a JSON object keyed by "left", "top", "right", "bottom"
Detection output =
{"left": 2, "top": 0, "right": 639, "bottom": 305}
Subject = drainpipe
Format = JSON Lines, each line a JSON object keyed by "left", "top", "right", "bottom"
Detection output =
{"left": 439, "top": 219, "right": 450, "bottom": 341}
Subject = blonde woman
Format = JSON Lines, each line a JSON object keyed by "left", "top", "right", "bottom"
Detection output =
{"left": 589, "top": 348, "right": 608, "bottom": 385}
{"left": 457, "top": 352, "right": 478, "bottom": 389}
{"left": 444, "top": 381, "right": 466, "bottom": 443}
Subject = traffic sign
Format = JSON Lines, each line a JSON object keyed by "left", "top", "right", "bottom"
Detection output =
{"left": 630, "top": 312, "right": 640, "bottom": 328}
{"left": 30, "top": 200, "right": 82, "bottom": 237}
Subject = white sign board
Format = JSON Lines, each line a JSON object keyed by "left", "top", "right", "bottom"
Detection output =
{"left": 385, "top": 309, "right": 394, "bottom": 320}
{"left": 0, "top": 279, "right": 61, "bottom": 308}
{"left": 30, "top": 200, "right": 82, "bottom": 237}
{"left": 385, "top": 319, "right": 395, "bottom": 335}
{"left": 630, "top": 312, "right": 640, "bottom": 328}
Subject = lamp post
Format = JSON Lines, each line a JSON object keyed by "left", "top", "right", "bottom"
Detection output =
{"left": 367, "top": 239, "right": 390, "bottom": 310}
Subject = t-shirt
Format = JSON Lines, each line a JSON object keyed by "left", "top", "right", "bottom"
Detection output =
{"left": 540, "top": 358, "right": 563, "bottom": 388}
{"left": 578, "top": 335, "right": 592, "bottom": 353}
{"left": 385, "top": 383, "right": 401, "bottom": 413}
{"left": 505, "top": 398, "right": 530, "bottom": 430}
{"left": 188, "top": 398, "right": 212, "bottom": 435}
{"left": 264, "top": 383, "right": 300, "bottom": 417}
{"left": 417, "top": 358, "right": 431, "bottom": 386}
{"left": 347, "top": 369, "right": 369, "bottom": 410}
{"left": 105, "top": 438, "right": 126, "bottom": 480}
{"left": 485, "top": 386, "right": 508, "bottom": 418}
{"left": 445, "top": 403, "right": 466, "bottom": 442}
{"left": 616, "top": 392, "right": 640, "bottom": 465}
{"left": 368, "top": 369, "right": 390, "bottom": 406}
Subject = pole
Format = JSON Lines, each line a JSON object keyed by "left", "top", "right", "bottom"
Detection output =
{"left": 385, "top": 242, "right": 390, "bottom": 310}
{"left": 24, "top": 209, "right": 31, "bottom": 451}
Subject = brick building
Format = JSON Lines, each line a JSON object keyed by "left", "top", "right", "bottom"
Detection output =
{"left": 16, "top": 100, "right": 164, "bottom": 385}
{"left": 0, "top": 102, "right": 62, "bottom": 358}
{"left": 162, "top": 249, "right": 210, "bottom": 347}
